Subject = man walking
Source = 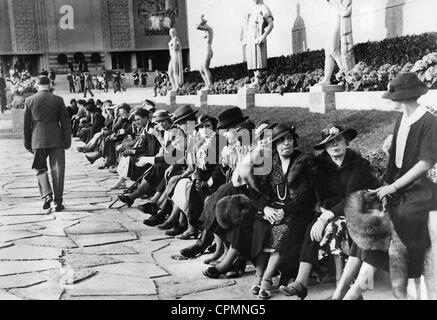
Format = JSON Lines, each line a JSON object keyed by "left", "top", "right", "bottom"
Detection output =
{"left": 154, "top": 70, "right": 162, "bottom": 97}
{"left": 83, "top": 72, "right": 94, "bottom": 98}
{"left": 23, "top": 76, "right": 71, "bottom": 211}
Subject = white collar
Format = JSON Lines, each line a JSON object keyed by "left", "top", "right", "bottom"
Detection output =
{"left": 403, "top": 105, "right": 428, "bottom": 127}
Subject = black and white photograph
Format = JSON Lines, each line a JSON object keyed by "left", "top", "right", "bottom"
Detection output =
{"left": 0, "top": 0, "right": 437, "bottom": 307}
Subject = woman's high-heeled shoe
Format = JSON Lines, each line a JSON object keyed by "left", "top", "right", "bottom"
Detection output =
{"left": 279, "top": 281, "right": 308, "bottom": 300}
{"left": 251, "top": 275, "right": 263, "bottom": 296}
{"left": 202, "top": 266, "right": 221, "bottom": 279}
{"left": 225, "top": 259, "right": 247, "bottom": 279}
{"left": 258, "top": 280, "right": 273, "bottom": 300}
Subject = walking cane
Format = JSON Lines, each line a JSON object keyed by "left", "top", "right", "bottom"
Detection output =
{"left": 109, "top": 164, "right": 154, "bottom": 209}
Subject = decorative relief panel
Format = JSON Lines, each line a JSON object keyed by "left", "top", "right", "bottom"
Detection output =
{"left": 11, "top": 0, "right": 40, "bottom": 52}
{"left": 107, "top": 0, "right": 132, "bottom": 49}
{"left": 137, "top": 0, "right": 179, "bottom": 36}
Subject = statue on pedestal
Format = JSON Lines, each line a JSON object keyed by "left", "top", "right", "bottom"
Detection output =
{"left": 244, "top": 0, "right": 274, "bottom": 89}
{"left": 168, "top": 28, "right": 184, "bottom": 93}
{"left": 318, "top": 0, "right": 355, "bottom": 86}
{"left": 196, "top": 15, "right": 214, "bottom": 92}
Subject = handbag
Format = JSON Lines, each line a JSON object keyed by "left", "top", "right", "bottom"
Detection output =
{"left": 388, "top": 181, "right": 432, "bottom": 249}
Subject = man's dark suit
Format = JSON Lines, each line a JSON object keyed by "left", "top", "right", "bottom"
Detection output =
{"left": 24, "top": 90, "right": 72, "bottom": 206}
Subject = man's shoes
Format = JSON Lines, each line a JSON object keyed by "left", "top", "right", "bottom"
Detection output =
{"left": 138, "top": 202, "right": 158, "bottom": 215}
{"left": 157, "top": 220, "right": 178, "bottom": 230}
{"left": 85, "top": 152, "right": 102, "bottom": 164}
{"left": 111, "top": 181, "right": 126, "bottom": 190}
{"left": 55, "top": 203, "right": 65, "bottom": 212}
{"left": 43, "top": 195, "right": 53, "bottom": 210}
{"left": 165, "top": 226, "right": 186, "bottom": 237}
{"left": 77, "top": 146, "right": 92, "bottom": 153}
{"left": 176, "top": 229, "right": 200, "bottom": 240}
{"left": 118, "top": 195, "right": 134, "bottom": 208}
{"left": 143, "top": 210, "right": 167, "bottom": 227}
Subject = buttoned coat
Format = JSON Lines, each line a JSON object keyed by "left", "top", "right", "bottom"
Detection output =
{"left": 24, "top": 90, "right": 72, "bottom": 151}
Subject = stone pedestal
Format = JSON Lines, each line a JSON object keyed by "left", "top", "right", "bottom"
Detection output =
{"left": 196, "top": 89, "right": 208, "bottom": 108}
{"left": 238, "top": 86, "right": 257, "bottom": 110}
{"left": 309, "top": 84, "right": 344, "bottom": 114}
{"left": 165, "top": 91, "right": 177, "bottom": 107}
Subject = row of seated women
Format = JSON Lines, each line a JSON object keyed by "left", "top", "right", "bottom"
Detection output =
{"left": 105, "top": 103, "right": 387, "bottom": 300}
{"left": 76, "top": 73, "right": 437, "bottom": 300}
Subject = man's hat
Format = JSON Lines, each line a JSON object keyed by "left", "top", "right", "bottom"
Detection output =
{"left": 171, "top": 105, "right": 199, "bottom": 125}
{"left": 217, "top": 107, "right": 249, "bottom": 130}
{"left": 313, "top": 125, "right": 358, "bottom": 150}
{"left": 38, "top": 76, "right": 51, "bottom": 86}
{"left": 215, "top": 195, "right": 255, "bottom": 230}
{"left": 153, "top": 110, "right": 172, "bottom": 122}
{"left": 382, "top": 72, "right": 429, "bottom": 101}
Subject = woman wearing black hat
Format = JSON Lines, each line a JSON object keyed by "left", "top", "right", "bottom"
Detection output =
{"left": 280, "top": 125, "right": 379, "bottom": 300}
{"left": 241, "top": 124, "right": 318, "bottom": 299}
{"left": 179, "top": 108, "right": 254, "bottom": 265}
{"left": 366, "top": 72, "right": 437, "bottom": 299}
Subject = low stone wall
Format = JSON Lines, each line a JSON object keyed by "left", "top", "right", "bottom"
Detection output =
{"left": 159, "top": 89, "right": 437, "bottom": 111}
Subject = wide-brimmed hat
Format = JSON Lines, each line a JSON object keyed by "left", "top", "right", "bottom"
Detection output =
{"left": 255, "top": 122, "right": 279, "bottom": 141}
{"left": 382, "top": 72, "right": 429, "bottom": 101}
{"left": 271, "top": 124, "right": 299, "bottom": 145}
{"left": 195, "top": 115, "right": 218, "bottom": 130}
{"left": 216, "top": 195, "right": 255, "bottom": 230}
{"left": 344, "top": 191, "right": 392, "bottom": 252}
{"left": 313, "top": 125, "right": 357, "bottom": 150}
{"left": 153, "top": 110, "right": 171, "bottom": 122}
{"left": 118, "top": 103, "right": 131, "bottom": 114}
{"left": 143, "top": 99, "right": 156, "bottom": 112}
{"left": 217, "top": 107, "right": 249, "bottom": 130}
{"left": 171, "top": 105, "right": 199, "bottom": 125}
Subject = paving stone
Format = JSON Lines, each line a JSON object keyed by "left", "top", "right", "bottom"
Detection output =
{"left": 0, "top": 215, "right": 55, "bottom": 226}
{"left": 91, "top": 262, "right": 170, "bottom": 279}
{"left": 10, "top": 281, "right": 64, "bottom": 300}
{"left": 0, "top": 260, "right": 61, "bottom": 276}
{"left": 0, "top": 224, "right": 45, "bottom": 232}
{"left": 122, "top": 208, "right": 148, "bottom": 222}
{"left": 0, "top": 274, "right": 47, "bottom": 289}
{"left": 67, "top": 243, "right": 138, "bottom": 256}
{"left": 67, "top": 274, "right": 156, "bottom": 296}
{"left": 0, "top": 231, "right": 41, "bottom": 243}
{"left": 14, "top": 235, "right": 78, "bottom": 249}
{"left": 110, "top": 254, "right": 155, "bottom": 264}
{"left": 70, "top": 232, "right": 138, "bottom": 247}
{"left": 0, "top": 245, "right": 62, "bottom": 261}
{"left": 53, "top": 212, "right": 92, "bottom": 221}
{"left": 61, "top": 253, "right": 121, "bottom": 269}
{"left": 82, "top": 212, "right": 134, "bottom": 224}
{"left": 158, "top": 278, "right": 237, "bottom": 299}
{"left": 34, "top": 220, "right": 80, "bottom": 237}
{"left": 65, "top": 192, "right": 109, "bottom": 199}
{"left": 64, "top": 198, "right": 112, "bottom": 206}
{"left": 65, "top": 221, "right": 128, "bottom": 235}
{"left": 0, "top": 207, "right": 52, "bottom": 216}
{"left": 0, "top": 242, "right": 14, "bottom": 249}
{"left": 0, "top": 290, "right": 22, "bottom": 300}
{"left": 66, "top": 295, "right": 158, "bottom": 300}
{"left": 4, "top": 181, "right": 38, "bottom": 189}
{"left": 61, "top": 269, "right": 98, "bottom": 285}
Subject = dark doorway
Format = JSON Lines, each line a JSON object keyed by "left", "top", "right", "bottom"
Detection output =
{"left": 111, "top": 52, "right": 132, "bottom": 71}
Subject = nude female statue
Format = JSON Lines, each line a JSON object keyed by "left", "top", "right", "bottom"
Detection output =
{"left": 318, "top": 0, "right": 355, "bottom": 85}
{"left": 168, "top": 28, "right": 184, "bottom": 92}
{"left": 245, "top": 0, "right": 274, "bottom": 89}
{"left": 196, "top": 15, "right": 214, "bottom": 91}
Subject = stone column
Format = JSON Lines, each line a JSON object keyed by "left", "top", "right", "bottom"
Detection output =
{"left": 309, "top": 85, "right": 344, "bottom": 114}
{"left": 238, "top": 87, "right": 256, "bottom": 110}
{"left": 131, "top": 53, "right": 137, "bottom": 71}
{"left": 196, "top": 89, "right": 208, "bottom": 108}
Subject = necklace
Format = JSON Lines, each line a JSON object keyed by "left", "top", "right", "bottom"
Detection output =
{"left": 276, "top": 184, "right": 287, "bottom": 201}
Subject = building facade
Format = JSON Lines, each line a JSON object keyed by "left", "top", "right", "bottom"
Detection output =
{"left": 0, "top": 0, "right": 189, "bottom": 75}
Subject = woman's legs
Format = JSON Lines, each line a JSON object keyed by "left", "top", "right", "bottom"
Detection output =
{"left": 204, "top": 235, "right": 225, "bottom": 265}
{"left": 253, "top": 252, "right": 270, "bottom": 291}
{"left": 343, "top": 262, "right": 376, "bottom": 300}
{"left": 331, "top": 256, "right": 363, "bottom": 300}
{"left": 214, "top": 247, "right": 240, "bottom": 274}
{"left": 293, "top": 262, "right": 313, "bottom": 287}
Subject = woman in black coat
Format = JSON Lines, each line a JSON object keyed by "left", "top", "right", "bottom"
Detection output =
{"left": 280, "top": 125, "right": 380, "bottom": 300}
{"left": 247, "top": 125, "right": 318, "bottom": 299}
